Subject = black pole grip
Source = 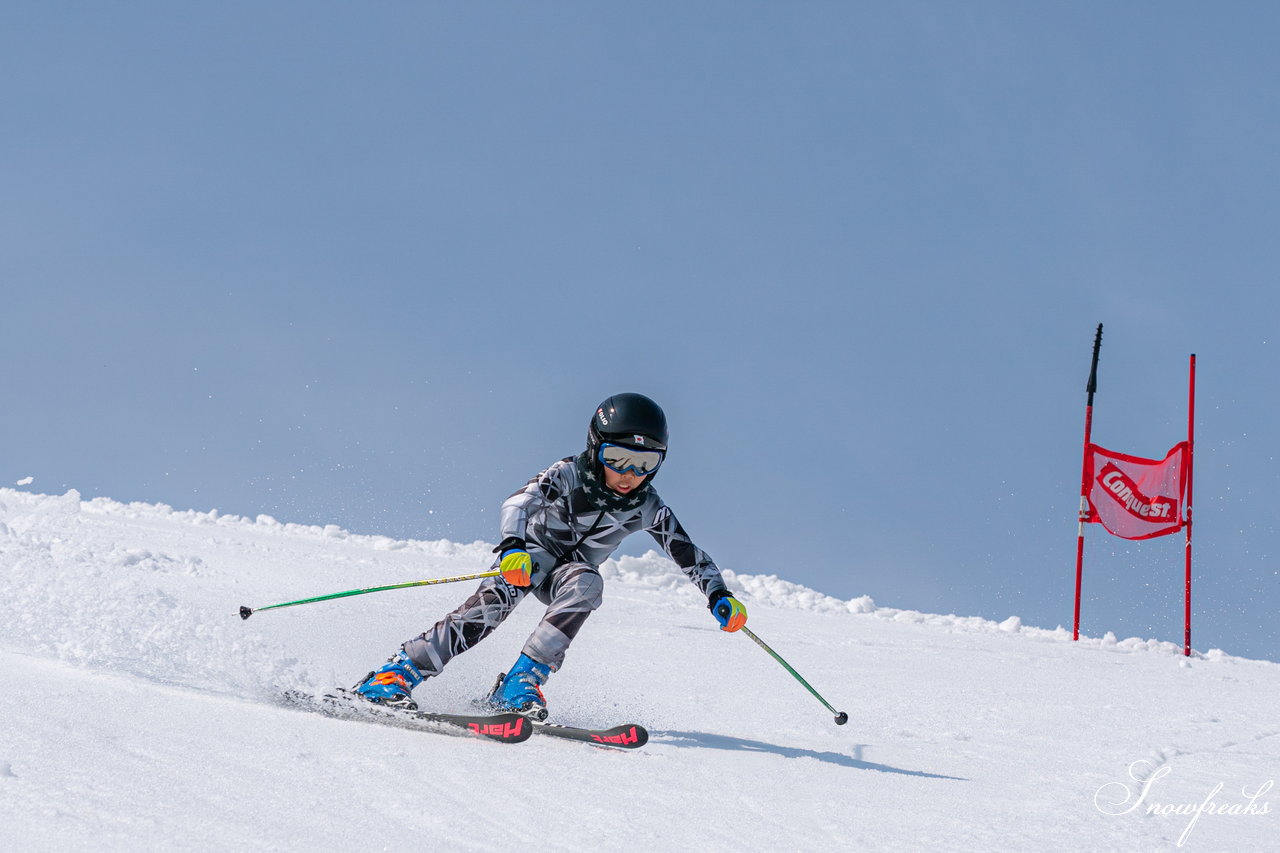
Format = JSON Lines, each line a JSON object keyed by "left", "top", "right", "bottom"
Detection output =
{"left": 1086, "top": 323, "right": 1103, "bottom": 404}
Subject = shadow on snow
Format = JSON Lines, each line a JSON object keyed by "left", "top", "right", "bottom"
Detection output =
{"left": 655, "top": 730, "right": 967, "bottom": 780}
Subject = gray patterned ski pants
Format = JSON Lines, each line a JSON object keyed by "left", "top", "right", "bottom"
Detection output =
{"left": 401, "top": 561, "right": 604, "bottom": 676}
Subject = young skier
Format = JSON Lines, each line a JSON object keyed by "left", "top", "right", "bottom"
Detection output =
{"left": 351, "top": 392, "right": 748, "bottom": 720}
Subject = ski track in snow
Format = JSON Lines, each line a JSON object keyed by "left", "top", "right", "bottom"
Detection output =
{"left": 2, "top": 487, "right": 1277, "bottom": 852}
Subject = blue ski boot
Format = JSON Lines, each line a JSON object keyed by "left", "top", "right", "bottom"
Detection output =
{"left": 352, "top": 651, "right": 424, "bottom": 710}
{"left": 488, "top": 653, "right": 552, "bottom": 721}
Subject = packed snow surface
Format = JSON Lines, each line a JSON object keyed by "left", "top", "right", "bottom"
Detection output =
{"left": 1, "top": 488, "right": 1276, "bottom": 851}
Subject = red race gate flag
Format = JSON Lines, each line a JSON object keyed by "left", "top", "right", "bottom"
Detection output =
{"left": 1073, "top": 325, "right": 1197, "bottom": 655}
{"left": 1083, "top": 442, "right": 1189, "bottom": 540}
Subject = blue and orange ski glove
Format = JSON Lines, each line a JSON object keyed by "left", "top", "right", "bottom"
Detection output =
{"left": 708, "top": 589, "right": 747, "bottom": 632}
{"left": 494, "top": 537, "right": 533, "bottom": 587}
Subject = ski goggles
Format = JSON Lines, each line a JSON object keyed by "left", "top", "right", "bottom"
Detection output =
{"left": 598, "top": 442, "right": 665, "bottom": 477}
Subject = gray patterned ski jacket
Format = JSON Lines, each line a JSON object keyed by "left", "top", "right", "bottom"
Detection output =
{"left": 498, "top": 456, "right": 728, "bottom": 600}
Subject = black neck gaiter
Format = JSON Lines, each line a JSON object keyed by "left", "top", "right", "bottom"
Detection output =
{"left": 574, "top": 451, "right": 649, "bottom": 512}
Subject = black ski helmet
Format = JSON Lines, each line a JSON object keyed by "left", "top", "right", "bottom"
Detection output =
{"left": 587, "top": 393, "right": 668, "bottom": 459}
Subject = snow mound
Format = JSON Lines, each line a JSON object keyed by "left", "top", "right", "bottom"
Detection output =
{"left": 0, "top": 490, "right": 309, "bottom": 698}
{"left": 601, "top": 547, "right": 1230, "bottom": 660}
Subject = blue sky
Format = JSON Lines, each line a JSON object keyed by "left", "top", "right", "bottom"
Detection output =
{"left": 4, "top": 3, "right": 1278, "bottom": 660}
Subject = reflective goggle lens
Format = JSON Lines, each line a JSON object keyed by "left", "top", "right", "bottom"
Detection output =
{"left": 598, "top": 443, "right": 664, "bottom": 476}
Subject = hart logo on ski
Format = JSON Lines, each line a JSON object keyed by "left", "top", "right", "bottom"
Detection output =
{"left": 469, "top": 718, "right": 526, "bottom": 739}
{"left": 533, "top": 721, "right": 649, "bottom": 749}
{"left": 1096, "top": 463, "right": 1178, "bottom": 521}
{"left": 591, "top": 726, "right": 641, "bottom": 746}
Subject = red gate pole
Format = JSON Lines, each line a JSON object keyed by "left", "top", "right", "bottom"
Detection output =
{"left": 1184, "top": 354, "right": 1196, "bottom": 656}
{"left": 1075, "top": 324, "right": 1103, "bottom": 641}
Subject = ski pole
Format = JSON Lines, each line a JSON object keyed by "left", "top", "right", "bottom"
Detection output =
{"left": 238, "top": 570, "right": 502, "bottom": 620}
{"left": 740, "top": 625, "right": 848, "bottom": 726}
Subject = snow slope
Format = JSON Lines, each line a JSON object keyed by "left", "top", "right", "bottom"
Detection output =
{"left": 1, "top": 487, "right": 1276, "bottom": 852}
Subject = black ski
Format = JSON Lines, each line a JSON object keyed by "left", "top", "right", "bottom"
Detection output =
{"left": 282, "top": 688, "right": 532, "bottom": 743}
{"left": 532, "top": 721, "right": 648, "bottom": 749}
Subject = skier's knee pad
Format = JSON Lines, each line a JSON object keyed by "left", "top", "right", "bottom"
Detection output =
{"left": 547, "top": 564, "right": 604, "bottom": 610}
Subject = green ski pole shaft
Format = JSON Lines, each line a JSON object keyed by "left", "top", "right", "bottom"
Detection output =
{"left": 740, "top": 625, "right": 848, "bottom": 726}
{"left": 239, "top": 570, "right": 501, "bottom": 620}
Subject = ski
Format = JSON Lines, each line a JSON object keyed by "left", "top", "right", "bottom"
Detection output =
{"left": 282, "top": 688, "right": 532, "bottom": 743}
{"left": 478, "top": 671, "right": 646, "bottom": 749}
{"left": 532, "top": 721, "right": 648, "bottom": 749}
